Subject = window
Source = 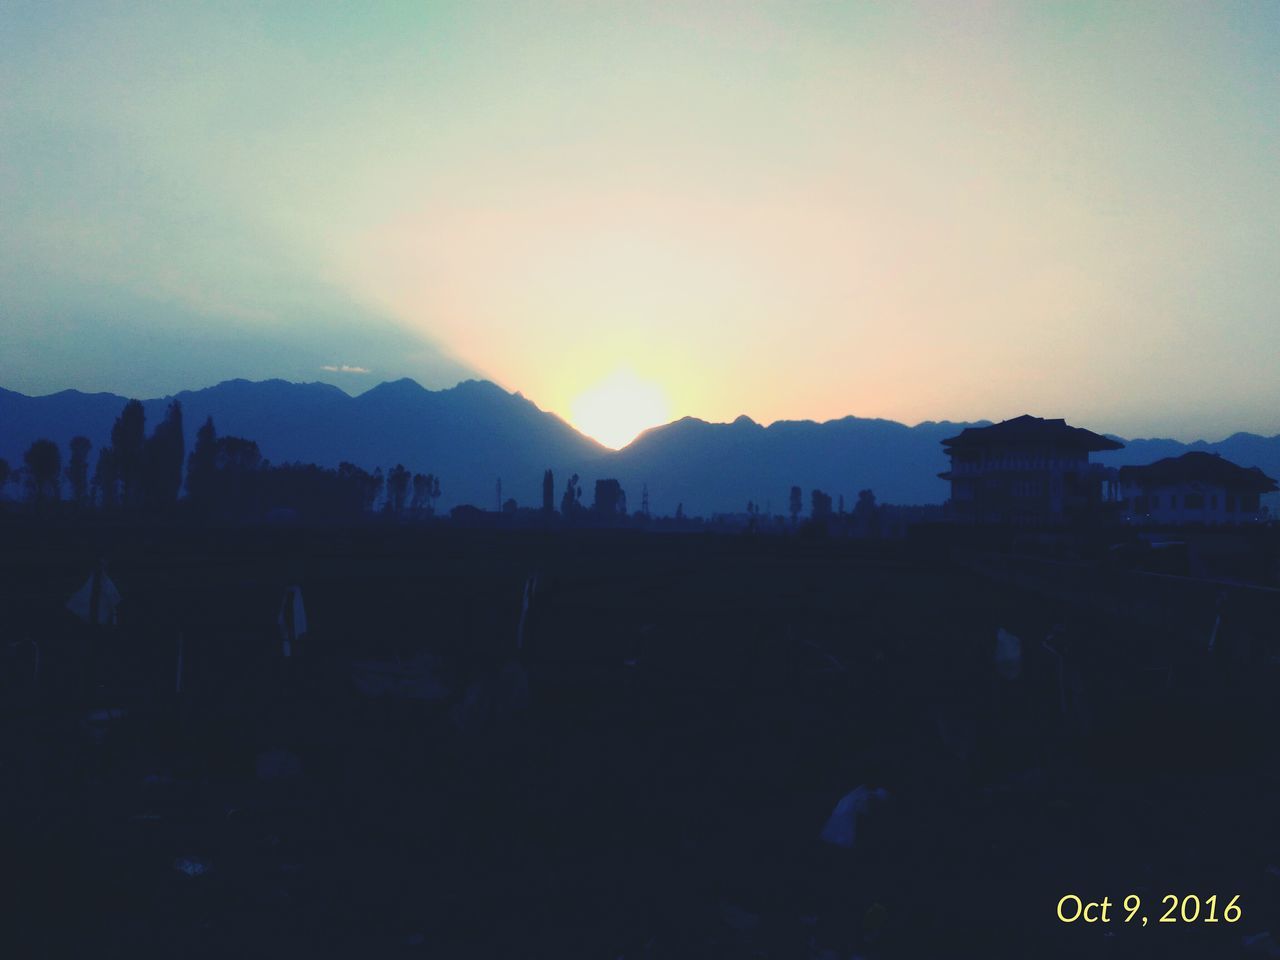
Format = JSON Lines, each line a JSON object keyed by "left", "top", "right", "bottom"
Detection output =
{"left": 1226, "top": 494, "right": 1236, "bottom": 512}
{"left": 1242, "top": 494, "right": 1261, "bottom": 512}
{"left": 1170, "top": 494, "right": 1178, "bottom": 509}
{"left": 1184, "top": 493, "right": 1204, "bottom": 509}
{"left": 1211, "top": 495, "right": 1217, "bottom": 509}
{"left": 1151, "top": 495, "right": 1160, "bottom": 509}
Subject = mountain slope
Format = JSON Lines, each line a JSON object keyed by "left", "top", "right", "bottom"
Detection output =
{"left": 0, "top": 378, "right": 608, "bottom": 510}
{"left": 605, "top": 414, "right": 985, "bottom": 516}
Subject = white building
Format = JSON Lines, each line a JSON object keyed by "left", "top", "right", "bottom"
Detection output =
{"left": 1118, "top": 452, "right": 1276, "bottom": 525}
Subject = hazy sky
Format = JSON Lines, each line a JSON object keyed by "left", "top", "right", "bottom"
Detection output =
{"left": 2, "top": 2, "right": 1278, "bottom": 445}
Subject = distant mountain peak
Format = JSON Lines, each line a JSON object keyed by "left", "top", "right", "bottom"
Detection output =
{"left": 45, "top": 387, "right": 129, "bottom": 401}
{"left": 357, "top": 377, "right": 514, "bottom": 403}
{"left": 451, "top": 378, "right": 504, "bottom": 393}
{"left": 361, "top": 376, "right": 428, "bottom": 396}
{"left": 202, "top": 376, "right": 342, "bottom": 394}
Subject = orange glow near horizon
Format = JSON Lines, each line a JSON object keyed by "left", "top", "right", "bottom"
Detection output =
{"left": 314, "top": 3, "right": 1280, "bottom": 443}
{"left": 2, "top": 4, "right": 1278, "bottom": 440}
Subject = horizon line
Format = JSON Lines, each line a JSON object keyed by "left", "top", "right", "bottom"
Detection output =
{"left": 4, "top": 375, "right": 1279, "bottom": 448}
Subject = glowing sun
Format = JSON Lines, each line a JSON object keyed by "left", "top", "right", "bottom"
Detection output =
{"left": 570, "top": 370, "right": 671, "bottom": 450}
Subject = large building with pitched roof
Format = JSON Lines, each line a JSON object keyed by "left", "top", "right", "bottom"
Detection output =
{"left": 939, "top": 414, "right": 1123, "bottom": 524}
{"left": 1118, "top": 452, "right": 1276, "bottom": 525}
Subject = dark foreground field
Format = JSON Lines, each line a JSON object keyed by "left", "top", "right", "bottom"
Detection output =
{"left": 2, "top": 522, "right": 1280, "bottom": 958}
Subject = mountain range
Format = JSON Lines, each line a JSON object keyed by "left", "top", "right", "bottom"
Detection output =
{"left": 2, "top": 378, "right": 1279, "bottom": 516}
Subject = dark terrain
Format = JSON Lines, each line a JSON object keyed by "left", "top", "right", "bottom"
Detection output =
{"left": 3, "top": 521, "right": 1279, "bottom": 958}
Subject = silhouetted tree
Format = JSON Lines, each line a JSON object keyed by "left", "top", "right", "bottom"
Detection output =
{"left": 386, "top": 464, "right": 411, "bottom": 516}
{"left": 23, "top": 439, "right": 61, "bottom": 504}
{"left": 111, "top": 399, "right": 146, "bottom": 509}
{"left": 211, "top": 435, "right": 263, "bottom": 516}
{"left": 838, "top": 494, "right": 845, "bottom": 515}
{"left": 338, "top": 461, "right": 383, "bottom": 513}
{"left": 142, "top": 400, "right": 184, "bottom": 512}
{"left": 215, "top": 437, "right": 262, "bottom": 471}
{"left": 789, "top": 486, "right": 802, "bottom": 527}
{"left": 0, "top": 458, "right": 10, "bottom": 499}
{"left": 641, "top": 483, "right": 650, "bottom": 517}
{"left": 502, "top": 497, "right": 518, "bottom": 514}
{"left": 560, "top": 473, "right": 582, "bottom": 517}
{"left": 411, "top": 472, "right": 434, "bottom": 514}
{"left": 675, "top": 503, "right": 685, "bottom": 522}
{"left": 66, "top": 436, "right": 92, "bottom": 506}
{"left": 811, "top": 489, "right": 832, "bottom": 522}
{"left": 93, "top": 447, "right": 120, "bottom": 509}
{"left": 186, "top": 416, "right": 218, "bottom": 509}
{"left": 853, "top": 488, "right": 880, "bottom": 538}
{"left": 261, "top": 462, "right": 369, "bottom": 519}
{"left": 593, "top": 479, "right": 627, "bottom": 517}
{"left": 542, "top": 469, "right": 554, "bottom": 514}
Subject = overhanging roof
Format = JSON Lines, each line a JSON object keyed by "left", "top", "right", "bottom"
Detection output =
{"left": 942, "top": 415, "right": 1123, "bottom": 453}
{"left": 1118, "top": 452, "right": 1277, "bottom": 493}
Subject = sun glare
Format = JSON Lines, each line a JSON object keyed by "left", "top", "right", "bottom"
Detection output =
{"left": 570, "top": 370, "right": 671, "bottom": 450}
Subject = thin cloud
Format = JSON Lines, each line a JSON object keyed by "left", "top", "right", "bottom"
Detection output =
{"left": 321, "top": 364, "right": 371, "bottom": 374}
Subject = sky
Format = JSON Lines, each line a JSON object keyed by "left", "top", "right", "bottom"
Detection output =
{"left": 2, "top": 1, "right": 1278, "bottom": 447}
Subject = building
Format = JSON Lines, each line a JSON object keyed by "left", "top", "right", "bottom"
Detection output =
{"left": 1118, "top": 452, "right": 1276, "bottom": 525}
{"left": 939, "top": 414, "right": 1123, "bottom": 524}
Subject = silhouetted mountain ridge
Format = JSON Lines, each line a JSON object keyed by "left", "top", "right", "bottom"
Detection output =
{"left": 1, "top": 379, "right": 1277, "bottom": 515}
{"left": 0, "top": 378, "right": 607, "bottom": 510}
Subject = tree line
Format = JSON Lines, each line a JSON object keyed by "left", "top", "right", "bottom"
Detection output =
{"left": 782, "top": 484, "right": 882, "bottom": 536}
{"left": 1, "top": 400, "right": 882, "bottom": 531}
{"left": 0, "top": 399, "right": 441, "bottom": 522}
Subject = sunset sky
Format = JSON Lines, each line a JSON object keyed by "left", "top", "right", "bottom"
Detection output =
{"left": 2, "top": 2, "right": 1278, "bottom": 447}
